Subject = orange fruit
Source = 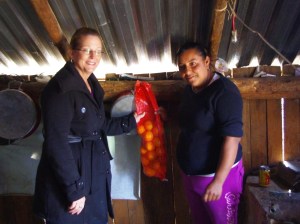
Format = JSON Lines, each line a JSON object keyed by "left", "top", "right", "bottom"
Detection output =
{"left": 156, "top": 147, "right": 165, "bottom": 156}
{"left": 144, "top": 120, "right": 153, "bottom": 131}
{"left": 145, "top": 141, "right": 155, "bottom": 151}
{"left": 137, "top": 124, "right": 146, "bottom": 135}
{"left": 140, "top": 147, "right": 147, "bottom": 155}
{"left": 153, "top": 137, "right": 161, "bottom": 147}
{"left": 152, "top": 161, "right": 161, "bottom": 171}
{"left": 152, "top": 127, "right": 159, "bottom": 136}
{"left": 143, "top": 167, "right": 156, "bottom": 177}
{"left": 141, "top": 156, "right": 150, "bottom": 166}
{"left": 143, "top": 131, "right": 154, "bottom": 141}
{"left": 147, "top": 151, "right": 156, "bottom": 160}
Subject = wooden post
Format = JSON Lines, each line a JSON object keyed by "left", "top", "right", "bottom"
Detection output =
{"left": 209, "top": 0, "right": 227, "bottom": 61}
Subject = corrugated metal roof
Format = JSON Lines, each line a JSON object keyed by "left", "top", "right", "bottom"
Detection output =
{"left": 218, "top": 0, "right": 300, "bottom": 68}
{"left": 0, "top": 0, "right": 299, "bottom": 78}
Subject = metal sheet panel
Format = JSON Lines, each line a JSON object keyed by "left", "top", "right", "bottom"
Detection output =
{"left": 0, "top": 0, "right": 299, "bottom": 74}
{"left": 108, "top": 135, "right": 141, "bottom": 199}
{"left": 0, "top": 123, "right": 141, "bottom": 200}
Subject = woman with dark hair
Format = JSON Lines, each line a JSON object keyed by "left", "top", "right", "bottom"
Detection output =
{"left": 176, "top": 42, "right": 244, "bottom": 224}
{"left": 34, "top": 27, "right": 144, "bottom": 224}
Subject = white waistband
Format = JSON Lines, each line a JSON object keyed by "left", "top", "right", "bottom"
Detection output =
{"left": 194, "top": 160, "right": 241, "bottom": 177}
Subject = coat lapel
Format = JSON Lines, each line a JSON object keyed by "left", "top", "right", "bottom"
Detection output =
{"left": 55, "top": 61, "right": 104, "bottom": 110}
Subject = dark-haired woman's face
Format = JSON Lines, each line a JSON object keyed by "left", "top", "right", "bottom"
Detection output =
{"left": 178, "top": 48, "right": 211, "bottom": 90}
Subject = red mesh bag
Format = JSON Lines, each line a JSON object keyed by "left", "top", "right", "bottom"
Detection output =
{"left": 134, "top": 81, "right": 167, "bottom": 180}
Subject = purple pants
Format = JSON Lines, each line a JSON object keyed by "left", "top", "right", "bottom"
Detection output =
{"left": 181, "top": 160, "right": 244, "bottom": 224}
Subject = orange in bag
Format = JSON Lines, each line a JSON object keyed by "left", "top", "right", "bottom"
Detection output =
{"left": 134, "top": 81, "right": 167, "bottom": 181}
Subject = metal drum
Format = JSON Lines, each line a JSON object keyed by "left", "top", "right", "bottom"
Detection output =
{"left": 111, "top": 91, "right": 136, "bottom": 135}
{"left": 0, "top": 81, "right": 39, "bottom": 143}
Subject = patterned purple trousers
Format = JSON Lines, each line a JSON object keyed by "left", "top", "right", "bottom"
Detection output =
{"left": 181, "top": 160, "right": 244, "bottom": 224}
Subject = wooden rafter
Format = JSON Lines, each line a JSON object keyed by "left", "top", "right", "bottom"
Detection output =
{"left": 30, "top": 0, "right": 70, "bottom": 61}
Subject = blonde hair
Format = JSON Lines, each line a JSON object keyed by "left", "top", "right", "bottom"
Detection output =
{"left": 70, "top": 27, "right": 102, "bottom": 50}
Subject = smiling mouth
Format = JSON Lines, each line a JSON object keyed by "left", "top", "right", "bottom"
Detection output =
{"left": 186, "top": 76, "right": 195, "bottom": 82}
{"left": 86, "top": 61, "right": 97, "bottom": 66}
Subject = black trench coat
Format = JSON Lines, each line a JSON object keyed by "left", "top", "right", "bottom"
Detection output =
{"left": 34, "top": 62, "right": 136, "bottom": 224}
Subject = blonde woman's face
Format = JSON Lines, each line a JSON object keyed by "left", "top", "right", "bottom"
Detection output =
{"left": 71, "top": 35, "right": 103, "bottom": 78}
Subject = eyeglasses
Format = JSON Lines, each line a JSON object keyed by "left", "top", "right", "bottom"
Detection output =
{"left": 75, "top": 48, "right": 105, "bottom": 56}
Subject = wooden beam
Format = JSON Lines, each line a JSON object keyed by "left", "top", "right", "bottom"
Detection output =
{"left": 232, "top": 77, "right": 300, "bottom": 99}
{"left": 209, "top": 0, "right": 227, "bottom": 61}
{"left": 30, "top": 0, "right": 70, "bottom": 61}
{"left": 99, "top": 80, "right": 186, "bottom": 102}
{"left": 1, "top": 78, "right": 300, "bottom": 102}
{"left": 102, "top": 77, "right": 300, "bottom": 100}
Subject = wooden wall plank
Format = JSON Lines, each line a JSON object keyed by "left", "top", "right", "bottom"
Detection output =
{"left": 110, "top": 200, "right": 130, "bottom": 224}
{"left": 166, "top": 103, "right": 192, "bottom": 224}
{"left": 0, "top": 195, "right": 43, "bottom": 224}
{"left": 249, "top": 100, "right": 268, "bottom": 168}
{"left": 141, "top": 175, "right": 174, "bottom": 224}
{"left": 284, "top": 99, "right": 300, "bottom": 161}
{"left": 127, "top": 200, "right": 145, "bottom": 224}
{"left": 267, "top": 99, "right": 283, "bottom": 164}
{"left": 0, "top": 196, "right": 15, "bottom": 224}
{"left": 141, "top": 103, "right": 175, "bottom": 224}
{"left": 109, "top": 199, "right": 145, "bottom": 224}
{"left": 241, "top": 100, "right": 251, "bottom": 173}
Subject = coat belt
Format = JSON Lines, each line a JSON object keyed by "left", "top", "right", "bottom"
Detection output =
{"left": 67, "top": 134, "right": 114, "bottom": 219}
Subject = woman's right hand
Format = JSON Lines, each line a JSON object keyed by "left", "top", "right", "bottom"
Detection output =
{"left": 68, "top": 196, "right": 86, "bottom": 215}
{"left": 134, "top": 112, "right": 146, "bottom": 123}
{"left": 203, "top": 179, "right": 223, "bottom": 202}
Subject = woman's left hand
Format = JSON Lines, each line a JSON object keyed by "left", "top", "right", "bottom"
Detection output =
{"left": 203, "top": 180, "right": 223, "bottom": 202}
{"left": 68, "top": 196, "right": 86, "bottom": 215}
{"left": 155, "top": 107, "right": 168, "bottom": 121}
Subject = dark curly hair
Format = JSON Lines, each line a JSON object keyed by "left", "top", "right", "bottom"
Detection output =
{"left": 175, "top": 42, "right": 209, "bottom": 63}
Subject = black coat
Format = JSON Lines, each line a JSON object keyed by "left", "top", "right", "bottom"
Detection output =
{"left": 34, "top": 62, "right": 136, "bottom": 224}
